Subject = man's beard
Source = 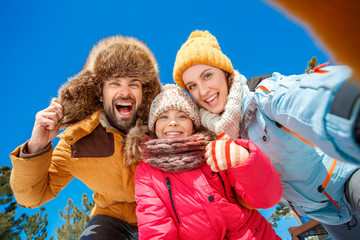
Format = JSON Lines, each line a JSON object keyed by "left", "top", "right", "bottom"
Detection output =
{"left": 104, "top": 102, "right": 138, "bottom": 130}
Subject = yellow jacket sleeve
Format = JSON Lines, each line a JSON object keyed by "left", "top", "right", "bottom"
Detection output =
{"left": 9, "top": 139, "right": 73, "bottom": 208}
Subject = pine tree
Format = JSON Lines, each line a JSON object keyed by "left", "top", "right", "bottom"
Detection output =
{"left": 23, "top": 206, "right": 53, "bottom": 240}
{"left": 0, "top": 166, "right": 26, "bottom": 240}
{"left": 1, "top": 166, "right": 53, "bottom": 239}
{"left": 267, "top": 201, "right": 291, "bottom": 227}
{"left": 56, "top": 193, "right": 94, "bottom": 240}
{"left": 305, "top": 56, "right": 318, "bottom": 73}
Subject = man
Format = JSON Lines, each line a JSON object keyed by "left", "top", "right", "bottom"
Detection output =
{"left": 9, "top": 35, "right": 161, "bottom": 239}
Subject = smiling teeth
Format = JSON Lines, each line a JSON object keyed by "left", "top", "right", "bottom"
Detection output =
{"left": 116, "top": 102, "right": 132, "bottom": 106}
{"left": 166, "top": 132, "right": 180, "bottom": 135}
{"left": 205, "top": 95, "right": 216, "bottom": 102}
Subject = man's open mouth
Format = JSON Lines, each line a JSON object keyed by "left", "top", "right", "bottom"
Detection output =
{"left": 115, "top": 101, "right": 134, "bottom": 117}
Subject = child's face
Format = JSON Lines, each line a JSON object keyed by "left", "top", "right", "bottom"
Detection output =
{"left": 155, "top": 109, "right": 194, "bottom": 139}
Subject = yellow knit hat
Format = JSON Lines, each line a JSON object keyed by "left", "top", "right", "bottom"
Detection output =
{"left": 173, "top": 30, "right": 234, "bottom": 91}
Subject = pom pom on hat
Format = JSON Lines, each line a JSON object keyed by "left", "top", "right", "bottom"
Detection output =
{"left": 173, "top": 30, "right": 234, "bottom": 91}
{"left": 148, "top": 84, "right": 200, "bottom": 132}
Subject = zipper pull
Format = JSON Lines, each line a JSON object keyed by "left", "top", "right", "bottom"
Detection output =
{"left": 166, "top": 177, "right": 171, "bottom": 189}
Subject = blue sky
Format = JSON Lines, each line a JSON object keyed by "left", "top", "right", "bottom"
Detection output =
{"left": 1, "top": 0, "right": 333, "bottom": 239}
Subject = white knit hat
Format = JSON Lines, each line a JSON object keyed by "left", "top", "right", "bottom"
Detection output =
{"left": 148, "top": 84, "right": 200, "bottom": 132}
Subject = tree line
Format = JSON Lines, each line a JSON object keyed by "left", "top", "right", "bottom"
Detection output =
{"left": 0, "top": 166, "right": 94, "bottom": 240}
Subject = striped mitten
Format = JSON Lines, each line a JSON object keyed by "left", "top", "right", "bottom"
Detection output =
{"left": 205, "top": 139, "right": 249, "bottom": 172}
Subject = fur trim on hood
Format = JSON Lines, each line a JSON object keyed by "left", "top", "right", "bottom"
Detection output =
{"left": 55, "top": 35, "right": 161, "bottom": 128}
{"left": 124, "top": 125, "right": 150, "bottom": 166}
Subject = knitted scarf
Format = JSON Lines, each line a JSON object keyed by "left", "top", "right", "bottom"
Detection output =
{"left": 200, "top": 71, "right": 245, "bottom": 139}
{"left": 140, "top": 133, "right": 213, "bottom": 172}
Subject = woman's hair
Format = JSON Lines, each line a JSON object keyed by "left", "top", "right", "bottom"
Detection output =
{"left": 226, "top": 71, "right": 234, "bottom": 89}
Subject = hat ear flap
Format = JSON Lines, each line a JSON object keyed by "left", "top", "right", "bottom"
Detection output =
{"left": 56, "top": 70, "right": 103, "bottom": 127}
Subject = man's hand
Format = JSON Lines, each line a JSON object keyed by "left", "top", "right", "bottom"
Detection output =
{"left": 27, "top": 101, "right": 64, "bottom": 153}
{"left": 205, "top": 139, "right": 249, "bottom": 172}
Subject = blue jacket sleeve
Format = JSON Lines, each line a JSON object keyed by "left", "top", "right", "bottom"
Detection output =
{"left": 254, "top": 65, "right": 360, "bottom": 164}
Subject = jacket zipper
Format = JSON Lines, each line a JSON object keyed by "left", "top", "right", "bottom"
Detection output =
{"left": 216, "top": 173, "right": 230, "bottom": 202}
{"left": 166, "top": 177, "right": 180, "bottom": 224}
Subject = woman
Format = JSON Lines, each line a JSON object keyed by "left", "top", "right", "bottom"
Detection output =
{"left": 172, "top": 30, "right": 360, "bottom": 239}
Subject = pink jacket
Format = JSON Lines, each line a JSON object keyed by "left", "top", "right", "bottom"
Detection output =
{"left": 135, "top": 139, "right": 282, "bottom": 240}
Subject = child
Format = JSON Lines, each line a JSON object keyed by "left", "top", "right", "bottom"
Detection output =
{"left": 131, "top": 84, "right": 282, "bottom": 239}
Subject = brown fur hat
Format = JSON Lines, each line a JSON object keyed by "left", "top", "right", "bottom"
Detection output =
{"left": 55, "top": 35, "right": 161, "bottom": 127}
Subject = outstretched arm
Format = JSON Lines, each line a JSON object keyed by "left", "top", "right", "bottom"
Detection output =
{"left": 256, "top": 65, "right": 360, "bottom": 164}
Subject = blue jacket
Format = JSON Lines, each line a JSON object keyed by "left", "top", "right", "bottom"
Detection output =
{"left": 241, "top": 65, "right": 360, "bottom": 225}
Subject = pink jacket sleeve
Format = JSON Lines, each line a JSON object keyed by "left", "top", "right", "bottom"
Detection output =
{"left": 135, "top": 163, "right": 178, "bottom": 240}
{"left": 227, "top": 139, "right": 282, "bottom": 209}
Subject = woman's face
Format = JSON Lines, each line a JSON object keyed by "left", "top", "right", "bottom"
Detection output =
{"left": 155, "top": 109, "right": 194, "bottom": 139}
{"left": 182, "top": 64, "right": 228, "bottom": 114}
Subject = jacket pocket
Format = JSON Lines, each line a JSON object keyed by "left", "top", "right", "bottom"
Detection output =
{"left": 282, "top": 182, "right": 327, "bottom": 211}
{"left": 282, "top": 182, "right": 352, "bottom": 224}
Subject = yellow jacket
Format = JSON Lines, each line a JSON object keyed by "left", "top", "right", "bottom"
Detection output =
{"left": 10, "top": 110, "right": 139, "bottom": 225}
